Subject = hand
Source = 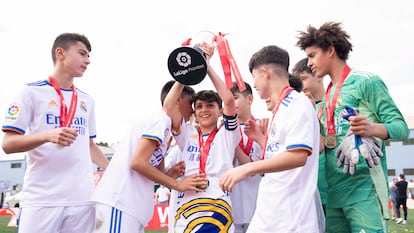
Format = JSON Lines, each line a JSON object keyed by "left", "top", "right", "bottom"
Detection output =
{"left": 335, "top": 133, "right": 383, "bottom": 174}
{"left": 198, "top": 41, "right": 215, "bottom": 58}
{"left": 47, "top": 127, "right": 78, "bottom": 146}
{"left": 219, "top": 165, "right": 249, "bottom": 193}
{"left": 244, "top": 119, "right": 264, "bottom": 142}
{"left": 335, "top": 133, "right": 358, "bottom": 174}
{"left": 167, "top": 161, "right": 186, "bottom": 179}
{"left": 176, "top": 173, "right": 208, "bottom": 193}
{"left": 358, "top": 136, "right": 384, "bottom": 167}
{"left": 348, "top": 115, "right": 374, "bottom": 137}
{"left": 258, "top": 118, "right": 269, "bottom": 135}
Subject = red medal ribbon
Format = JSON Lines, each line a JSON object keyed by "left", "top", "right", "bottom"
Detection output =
{"left": 239, "top": 116, "right": 255, "bottom": 155}
{"left": 261, "top": 85, "right": 294, "bottom": 160}
{"left": 324, "top": 65, "right": 351, "bottom": 135}
{"left": 197, "top": 127, "right": 220, "bottom": 177}
{"left": 181, "top": 32, "right": 246, "bottom": 91}
{"left": 214, "top": 32, "right": 246, "bottom": 91}
{"left": 49, "top": 77, "right": 78, "bottom": 128}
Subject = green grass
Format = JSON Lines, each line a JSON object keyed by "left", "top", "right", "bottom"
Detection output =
{"left": 1, "top": 210, "right": 413, "bottom": 232}
{"left": 0, "top": 216, "right": 168, "bottom": 233}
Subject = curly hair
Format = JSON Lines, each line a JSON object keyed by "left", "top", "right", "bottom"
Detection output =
{"left": 296, "top": 22, "right": 353, "bottom": 60}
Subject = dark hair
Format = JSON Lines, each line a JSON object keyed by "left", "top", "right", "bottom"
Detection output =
{"left": 160, "top": 80, "right": 195, "bottom": 106}
{"left": 400, "top": 174, "right": 405, "bottom": 179}
{"left": 292, "top": 58, "right": 313, "bottom": 76}
{"left": 230, "top": 81, "right": 253, "bottom": 96}
{"left": 51, "top": 33, "right": 91, "bottom": 64}
{"left": 288, "top": 74, "right": 303, "bottom": 92}
{"left": 248, "top": 45, "right": 290, "bottom": 73}
{"left": 194, "top": 90, "right": 222, "bottom": 109}
{"left": 296, "top": 22, "right": 353, "bottom": 61}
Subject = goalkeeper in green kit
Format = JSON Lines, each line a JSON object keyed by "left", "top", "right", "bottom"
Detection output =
{"left": 296, "top": 21, "right": 409, "bottom": 233}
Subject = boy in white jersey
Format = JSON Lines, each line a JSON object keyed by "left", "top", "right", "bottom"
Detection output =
{"left": 163, "top": 50, "right": 241, "bottom": 232}
{"left": 1, "top": 33, "right": 109, "bottom": 233}
{"left": 229, "top": 81, "right": 263, "bottom": 233}
{"left": 292, "top": 58, "right": 327, "bottom": 216}
{"left": 92, "top": 80, "right": 207, "bottom": 233}
{"left": 220, "top": 45, "right": 322, "bottom": 233}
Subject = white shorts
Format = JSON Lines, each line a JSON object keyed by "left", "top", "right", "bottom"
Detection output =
{"left": 18, "top": 205, "right": 95, "bottom": 233}
{"left": 94, "top": 203, "right": 144, "bottom": 233}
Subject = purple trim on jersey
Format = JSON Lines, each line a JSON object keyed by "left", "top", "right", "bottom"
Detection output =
{"left": 90, "top": 135, "right": 97, "bottom": 139}
{"left": 2, "top": 126, "right": 25, "bottom": 134}
{"left": 286, "top": 144, "right": 313, "bottom": 155}
{"left": 142, "top": 134, "right": 163, "bottom": 145}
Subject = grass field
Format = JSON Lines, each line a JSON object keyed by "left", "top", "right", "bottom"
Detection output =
{"left": 1, "top": 209, "right": 413, "bottom": 232}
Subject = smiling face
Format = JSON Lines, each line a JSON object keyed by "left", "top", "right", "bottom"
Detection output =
{"left": 194, "top": 100, "right": 221, "bottom": 128}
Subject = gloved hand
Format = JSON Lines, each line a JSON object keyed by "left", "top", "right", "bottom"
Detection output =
{"left": 335, "top": 132, "right": 359, "bottom": 174}
{"left": 359, "top": 136, "right": 384, "bottom": 168}
{"left": 336, "top": 106, "right": 384, "bottom": 174}
{"left": 335, "top": 133, "right": 384, "bottom": 174}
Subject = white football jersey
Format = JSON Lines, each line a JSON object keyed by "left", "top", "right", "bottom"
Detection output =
{"left": 92, "top": 110, "right": 172, "bottom": 226}
{"left": 173, "top": 115, "right": 240, "bottom": 232}
{"left": 2, "top": 80, "right": 97, "bottom": 207}
{"left": 248, "top": 91, "right": 321, "bottom": 233}
{"left": 230, "top": 122, "right": 262, "bottom": 225}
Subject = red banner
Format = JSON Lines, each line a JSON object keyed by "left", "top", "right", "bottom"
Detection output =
{"left": 145, "top": 204, "right": 169, "bottom": 230}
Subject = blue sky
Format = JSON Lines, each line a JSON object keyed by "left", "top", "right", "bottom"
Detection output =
{"left": 1, "top": 0, "right": 413, "bottom": 144}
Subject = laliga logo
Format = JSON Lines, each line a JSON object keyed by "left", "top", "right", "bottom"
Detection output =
{"left": 176, "top": 52, "right": 191, "bottom": 67}
{"left": 7, "top": 104, "right": 20, "bottom": 117}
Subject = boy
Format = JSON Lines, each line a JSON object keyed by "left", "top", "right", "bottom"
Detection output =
{"left": 229, "top": 81, "right": 263, "bottom": 233}
{"left": 2, "top": 33, "right": 109, "bottom": 233}
{"left": 220, "top": 45, "right": 321, "bottom": 232}
{"left": 163, "top": 51, "right": 241, "bottom": 232}
{"left": 292, "top": 58, "right": 327, "bottom": 214}
{"left": 296, "top": 21, "right": 409, "bottom": 232}
{"left": 92, "top": 80, "right": 207, "bottom": 233}
{"left": 292, "top": 58, "right": 325, "bottom": 106}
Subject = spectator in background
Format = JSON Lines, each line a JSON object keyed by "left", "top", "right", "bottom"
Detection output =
{"left": 155, "top": 185, "right": 171, "bottom": 205}
{"left": 389, "top": 177, "right": 398, "bottom": 220}
{"left": 395, "top": 174, "right": 408, "bottom": 224}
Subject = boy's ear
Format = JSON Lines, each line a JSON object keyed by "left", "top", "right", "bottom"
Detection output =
{"left": 247, "top": 94, "right": 254, "bottom": 105}
{"left": 55, "top": 47, "right": 65, "bottom": 61}
{"left": 327, "top": 45, "right": 336, "bottom": 58}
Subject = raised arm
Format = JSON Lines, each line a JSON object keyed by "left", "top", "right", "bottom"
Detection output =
{"left": 207, "top": 66, "right": 236, "bottom": 117}
{"left": 163, "top": 81, "right": 185, "bottom": 133}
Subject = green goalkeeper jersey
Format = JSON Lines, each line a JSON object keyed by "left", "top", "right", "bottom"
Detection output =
{"left": 320, "top": 69, "right": 409, "bottom": 208}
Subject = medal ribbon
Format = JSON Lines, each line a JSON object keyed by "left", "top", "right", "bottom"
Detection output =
{"left": 182, "top": 32, "right": 246, "bottom": 91}
{"left": 325, "top": 65, "right": 351, "bottom": 135}
{"left": 49, "top": 77, "right": 78, "bottom": 128}
{"left": 198, "top": 127, "right": 220, "bottom": 177}
{"left": 239, "top": 116, "right": 255, "bottom": 155}
{"left": 214, "top": 32, "right": 246, "bottom": 91}
{"left": 261, "top": 85, "right": 294, "bottom": 160}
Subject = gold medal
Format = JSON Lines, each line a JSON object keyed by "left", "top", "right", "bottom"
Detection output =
{"left": 324, "top": 134, "right": 338, "bottom": 149}
{"left": 196, "top": 180, "right": 209, "bottom": 190}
